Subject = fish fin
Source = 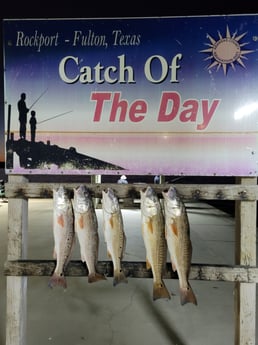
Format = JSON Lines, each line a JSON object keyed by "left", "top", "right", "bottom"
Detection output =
{"left": 109, "top": 215, "right": 114, "bottom": 229}
{"left": 147, "top": 219, "right": 153, "bottom": 234}
{"left": 171, "top": 261, "right": 177, "bottom": 272}
{"left": 81, "top": 256, "right": 86, "bottom": 263}
{"left": 48, "top": 272, "right": 67, "bottom": 289}
{"left": 57, "top": 214, "right": 65, "bottom": 227}
{"left": 88, "top": 272, "right": 107, "bottom": 283}
{"left": 113, "top": 269, "right": 128, "bottom": 286}
{"left": 78, "top": 214, "right": 84, "bottom": 229}
{"left": 171, "top": 223, "right": 178, "bottom": 236}
{"left": 153, "top": 281, "right": 171, "bottom": 301}
{"left": 146, "top": 258, "right": 151, "bottom": 270}
{"left": 107, "top": 250, "right": 112, "bottom": 259}
{"left": 180, "top": 284, "right": 198, "bottom": 306}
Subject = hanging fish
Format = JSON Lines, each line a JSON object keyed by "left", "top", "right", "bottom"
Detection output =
{"left": 140, "top": 186, "right": 170, "bottom": 301}
{"left": 162, "top": 186, "right": 197, "bottom": 306}
{"left": 73, "top": 185, "right": 106, "bottom": 283}
{"left": 102, "top": 188, "right": 128, "bottom": 286}
{"left": 49, "top": 186, "right": 75, "bottom": 289}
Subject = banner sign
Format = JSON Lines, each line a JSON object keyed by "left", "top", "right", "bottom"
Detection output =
{"left": 3, "top": 16, "right": 258, "bottom": 176}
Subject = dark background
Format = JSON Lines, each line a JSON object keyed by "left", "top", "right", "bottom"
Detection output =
{"left": 1, "top": 2, "right": 258, "bottom": 19}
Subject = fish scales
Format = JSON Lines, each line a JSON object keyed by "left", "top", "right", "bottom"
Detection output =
{"left": 162, "top": 186, "right": 197, "bottom": 306}
{"left": 140, "top": 186, "right": 170, "bottom": 301}
{"left": 49, "top": 186, "right": 75, "bottom": 289}
{"left": 102, "top": 188, "right": 128, "bottom": 286}
{"left": 73, "top": 185, "right": 106, "bottom": 283}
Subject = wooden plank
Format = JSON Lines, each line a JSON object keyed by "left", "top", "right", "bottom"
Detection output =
{"left": 6, "top": 176, "right": 28, "bottom": 345}
{"left": 4, "top": 260, "right": 258, "bottom": 283}
{"left": 6, "top": 278, "right": 27, "bottom": 345}
{"left": 5, "top": 182, "right": 258, "bottom": 200}
{"left": 235, "top": 177, "right": 257, "bottom": 345}
{"left": 91, "top": 175, "right": 101, "bottom": 208}
{"left": 4, "top": 176, "right": 258, "bottom": 345}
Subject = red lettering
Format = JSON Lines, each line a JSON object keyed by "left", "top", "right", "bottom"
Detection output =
{"left": 110, "top": 92, "right": 128, "bottom": 121}
{"left": 157, "top": 92, "right": 180, "bottom": 121}
{"left": 91, "top": 92, "right": 147, "bottom": 123}
{"left": 129, "top": 101, "right": 146, "bottom": 122}
{"left": 91, "top": 92, "right": 112, "bottom": 121}
{"left": 180, "top": 100, "right": 198, "bottom": 122}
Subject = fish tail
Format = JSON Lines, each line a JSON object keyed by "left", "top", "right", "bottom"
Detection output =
{"left": 48, "top": 272, "right": 67, "bottom": 289}
{"left": 113, "top": 269, "right": 128, "bottom": 286}
{"left": 153, "top": 280, "right": 171, "bottom": 301}
{"left": 180, "top": 284, "right": 198, "bottom": 306}
{"left": 88, "top": 272, "right": 107, "bottom": 283}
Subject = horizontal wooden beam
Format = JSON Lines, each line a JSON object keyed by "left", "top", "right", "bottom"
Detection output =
{"left": 5, "top": 182, "right": 258, "bottom": 201}
{"left": 4, "top": 260, "right": 258, "bottom": 283}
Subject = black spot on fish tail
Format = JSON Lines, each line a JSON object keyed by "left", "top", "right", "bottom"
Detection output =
{"left": 113, "top": 269, "right": 128, "bottom": 286}
{"left": 153, "top": 280, "right": 171, "bottom": 301}
{"left": 180, "top": 284, "right": 197, "bottom": 306}
{"left": 48, "top": 272, "right": 67, "bottom": 289}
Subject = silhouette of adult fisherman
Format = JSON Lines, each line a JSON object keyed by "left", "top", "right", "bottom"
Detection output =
{"left": 29, "top": 110, "right": 37, "bottom": 142}
{"left": 18, "top": 93, "right": 29, "bottom": 139}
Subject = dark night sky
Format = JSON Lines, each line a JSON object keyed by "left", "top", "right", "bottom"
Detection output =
{"left": 1, "top": 1, "right": 258, "bottom": 164}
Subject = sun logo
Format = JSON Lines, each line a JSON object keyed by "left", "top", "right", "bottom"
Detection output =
{"left": 200, "top": 26, "right": 254, "bottom": 75}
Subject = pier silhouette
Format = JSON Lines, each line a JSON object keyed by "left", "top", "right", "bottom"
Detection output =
{"left": 6, "top": 104, "right": 124, "bottom": 172}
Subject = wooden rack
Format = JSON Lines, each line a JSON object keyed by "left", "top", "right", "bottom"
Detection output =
{"left": 4, "top": 175, "right": 258, "bottom": 345}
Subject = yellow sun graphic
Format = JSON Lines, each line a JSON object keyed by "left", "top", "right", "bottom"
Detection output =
{"left": 200, "top": 26, "right": 254, "bottom": 75}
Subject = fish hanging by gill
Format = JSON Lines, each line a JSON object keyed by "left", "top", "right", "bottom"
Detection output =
{"left": 49, "top": 186, "right": 75, "bottom": 289}
{"left": 140, "top": 186, "right": 170, "bottom": 301}
{"left": 162, "top": 186, "right": 197, "bottom": 306}
{"left": 73, "top": 185, "right": 106, "bottom": 283}
{"left": 102, "top": 188, "right": 128, "bottom": 286}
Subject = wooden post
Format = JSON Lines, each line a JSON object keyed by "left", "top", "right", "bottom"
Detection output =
{"left": 6, "top": 176, "right": 28, "bottom": 345}
{"left": 235, "top": 177, "right": 257, "bottom": 345}
{"left": 91, "top": 175, "right": 101, "bottom": 207}
{"left": 7, "top": 105, "right": 11, "bottom": 141}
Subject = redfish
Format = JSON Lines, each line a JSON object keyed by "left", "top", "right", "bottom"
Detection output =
{"left": 162, "top": 186, "right": 197, "bottom": 305}
{"left": 49, "top": 186, "right": 75, "bottom": 289}
{"left": 140, "top": 186, "right": 170, "bottom": 301}
{"left": 73, "top": 185, "right": 106, "bottom": 283}
{"left": 102, "top": 188, "right": 128, "bottom": 286}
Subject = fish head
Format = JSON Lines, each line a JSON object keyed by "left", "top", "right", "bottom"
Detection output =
{"left": 162, "top": 186, "right": 182, "bottom": 217}
{"left": 102, "top": 188, "right": 120, "bottom": 213}
{"left": 140, "top": 186, "right": 160, "bottom": 217}
{"left": 53, "top": 186, "right": 70, "bottom": 211}
{"left": 73, "top": 185, "right": 91, "bottom": 213}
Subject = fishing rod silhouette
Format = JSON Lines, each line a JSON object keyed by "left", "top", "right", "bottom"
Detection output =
{"left": 37, "top": 110, "right": 73, "bottom": 124}
{"left": 28, "top": 88, "right": 48, "bottom": 111}
{"left": 28, "top": 88, "right": 73, "bottom": 124}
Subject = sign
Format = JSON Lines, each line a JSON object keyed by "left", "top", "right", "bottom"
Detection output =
{"left": 3, "top": 16, "right": 258, "bottom": 176}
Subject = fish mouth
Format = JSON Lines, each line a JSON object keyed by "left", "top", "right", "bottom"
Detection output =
{"left": 140, "top": 186, "right": 160, "bottom": 217}
{"left": 163, "top": 186, "right": 182, "bottom": 204}
{"left": 142, "top": 186, "right": 159, "bottom": 203}
{"left": 54, "top": 186, "right": 67, "bottom": 200}
{"left": 102, "top": 188, "right": 120, "bottom": 214}
{"left": 76, "top": 184, "right": 89, "bottom": 194}
{"left": 74, "top": 185, "right": 91, "bottom": 212}
{"left": 56, "top": 186, "right": 65, "bottom": 196}
{"left": 55, "top": 186, "right": 72, "bottom": 199}
{"left": 103, "top": 188, "right": 117, "bottom": 201}
{"left": 166, "top": 186, "right": 177, "bottom": 199}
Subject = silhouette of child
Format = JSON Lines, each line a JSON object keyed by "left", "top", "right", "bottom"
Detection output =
{"left": 29, "top": 110, "right": 37, "bottom": 142}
